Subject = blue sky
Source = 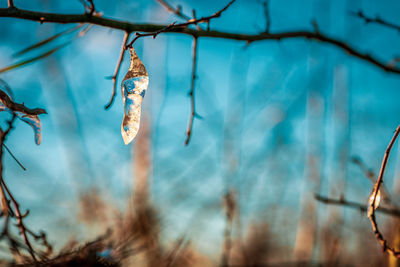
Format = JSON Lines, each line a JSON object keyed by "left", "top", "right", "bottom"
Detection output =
{"left": 1, "top": 0, "right": 400, "bottom": 263}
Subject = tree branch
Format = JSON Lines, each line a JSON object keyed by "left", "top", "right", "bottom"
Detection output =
{"left": 104, "top": 31, "right": 129, "bottom": 110}
{"left": 1, "top": 7, "right": 400, "bottom": 74}
{"left": 184, "top": 37, "right": 198, "bottom": 146}
{"left": 263, "top": 1, "right": 271, "bottom": 33}
{"left": 315, "top": 194, "right": 400, "bottom": 218}
{"left": 368, "top": 125, "right": 400, "bottom": 258}
{"left": 126, "top": 0, "right": 234, "bottom": 47}
{"left": 0, "top": 90, "right": 47, "bottom": 115}
{"left": 7, "top": 0, "right": 14, "bottom": 8}
{"left": 351, "top": 10, "right": 400, "bottom": 33}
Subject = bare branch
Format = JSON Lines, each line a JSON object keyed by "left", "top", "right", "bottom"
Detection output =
{"left": 351, "top": 156, "right": 393, "bottom": 205}
{"left": 0, "top": 90, "right": 46, "bottom": 115}
{"left": 126, "top": 0, "right": 234, "bottom": 47}
{"left": 156, "top": 0, "right": 191, "bottom": 21}
{"left": 184, "top": 37, "right": 198, "bottom": 146}
{"left": 1, "top": 177, "right": 37, "bottom": 261}
{"left": 126, "top": 22, "right": 177, "bottom": 48}
{"left": 0, "top": 114, "right": 37, "bottom": 261}
{"left": 1, "top": 8, "right": 400, "bottom": 74}
{"left": 79, "top": 0, "right": 96, "bottom": 16}
{"left": 315, "top": 194, "right": 400, "bottom": 218}
{"left": 104, "top": 31, "right": 130, "bottom": 110}
{"left": 368, "top": 125, "right": 400, "bottom": 258}
{"left": 351, "top": 10, "right": 400, "bottom": 33}
{"left": 263, "top": 1, "right": 271, "bottom": 33}
{"left": 7, "top": 0, "right": 14, "bottom": 8}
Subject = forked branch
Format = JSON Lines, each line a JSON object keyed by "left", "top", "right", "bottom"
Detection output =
{"left": 368, "top": 125, "right": 400, "bottom": 257}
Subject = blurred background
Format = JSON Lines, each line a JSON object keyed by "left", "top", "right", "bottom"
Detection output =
{"left": 1, "top": 0, "right": 400, "bottom": 266}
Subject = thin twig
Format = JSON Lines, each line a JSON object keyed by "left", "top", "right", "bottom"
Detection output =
{"left": 0, "top": 90, "right": 47, "bottom": 115}
{"left": 2, "top": 8, "right": 400, "bottom": 74}
{"left": 315, "top": 194, "right": 400, "bottom": 218}
{"left": 126, "top": 0, "right": 234, "bottom": 47}
{"left": 126, "top": 22, "right": 177, "bottom": 48}
{"left": 7, "top": 0, "right": 14, "bottom": 8}
{"left": 3, "top": 144, "right": 26, "bottom": 171}
{"left": 351, "top": 156, "right": 392, "bottom": 205}
{"left": 184, "top": 37, "right": 198, "bottom": 146}
{"left": 87, "top": 0, "right": 95, "bottom": 16}
{"left": 0, "top": 114, "right": 38, "bottom": 261}
{"left": 351, "top": 10, "right": 400, "bottom": 33}
{"left": 156, "top": 0, "right": 191, "bottom": 21}
{"left": 263, "top": 1, "right": 271, "bottom": 33}
{"left": 0, "top": 112, "right": 50, "bottom": 261}
{"left": 79, "top": 0, "right": 96, "bottom": 16}
{"left": 368, "top": 125, "right": 400, "bottom": 258}
{"left": 104, "top": 31, "right": 129, "bottom": 110}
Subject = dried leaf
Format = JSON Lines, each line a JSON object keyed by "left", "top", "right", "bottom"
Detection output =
{"left": 121, "top": 48, "right": 149, "bottom": 145}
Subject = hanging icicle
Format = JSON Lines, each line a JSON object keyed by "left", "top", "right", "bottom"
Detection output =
{"left": 121, "top": 47, "right": 149, "bottom": 145}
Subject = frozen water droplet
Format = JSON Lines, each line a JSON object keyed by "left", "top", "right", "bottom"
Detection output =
{"left": 368, "top": 188, "right": 381, "bottom": 217}
{"left": 121, "top": 48, "right": 149, "bottom": 145}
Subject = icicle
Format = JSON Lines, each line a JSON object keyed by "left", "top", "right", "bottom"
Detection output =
{"left": 368, "top": 188, "right": 381, "bottom": 217}
{"left": 19, "top": 114, "right": 42, "bottom": 145}
{"left": 120, "top": 47, "right": 149, "bottom": 145}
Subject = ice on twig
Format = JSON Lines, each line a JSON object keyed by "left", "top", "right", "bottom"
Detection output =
{"left": 121, "top": 48, "right": 149, "bottom": 145}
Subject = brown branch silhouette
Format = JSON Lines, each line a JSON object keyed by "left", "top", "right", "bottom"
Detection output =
{"left": 368, "top": 125, "right": 400, "bottom": 258}
{"left": 0, "top": 92, "right": 51, "bottom": 262}
{"left": 352, "top": 10, "right": 400, "bottom": 33}
{"left": 184, "top": 37, "right": 198, "bottom": 146}
{"left": 0, "top": 90, "right": 47, "bottom": 115}
{"left": 126, "top": 0, "right": 234, "bottom": 47}
{"left": 1, "top": 6, "right": 400, "bottom": 74}
{"left": 315, "top": 194, "right": 400, "bottom": 218}
{"left": 104, "top": 31, "right": 130, "bottom": 110}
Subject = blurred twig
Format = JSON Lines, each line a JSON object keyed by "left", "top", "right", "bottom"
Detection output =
{"left": 315, "top": 194, "right": 400, "bottom": 218}
{"left": 351, "top": 156, "right": 393, "bottom": 205}
{"left": 13, "top": 24, "right": 83, "bottom": 57}
{"left": 156, "top": 0, "right": 191, "bottom": 21}
{"left": 7, "top": 0, "right": 14, "bottom": 8}
{"left": 0, "top": 43, "right": 70, "bottom": 74}
{"left": 104, "top": 31, "right": 130, "bottom": 110}
{"left": 221, "top": 190, "right": 236, "bottom": 267}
